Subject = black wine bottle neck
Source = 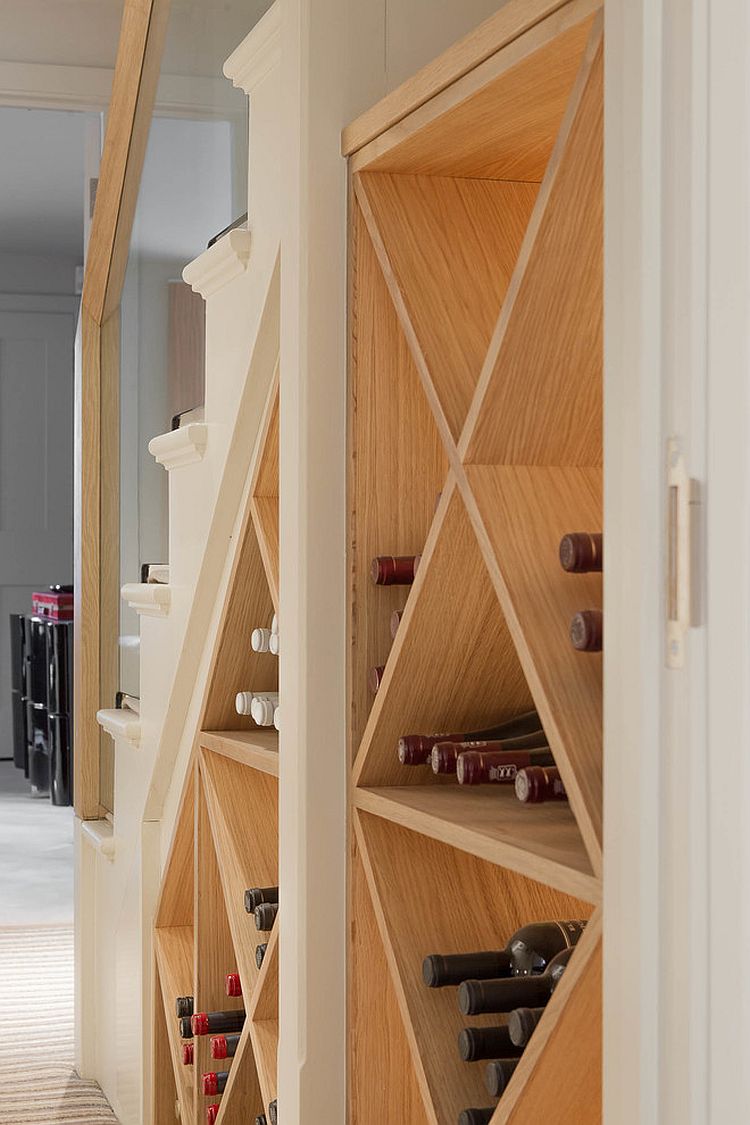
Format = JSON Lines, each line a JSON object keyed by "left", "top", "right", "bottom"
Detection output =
{"left": 422, "top": 949, "right": 513, "bottom": 988}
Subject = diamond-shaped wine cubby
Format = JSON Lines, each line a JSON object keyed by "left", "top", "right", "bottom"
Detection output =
{"left": 348, "top": 4, "right": 603, "bottom": 1122}
{"left": 151, "top": 263, "right": 280, "bottom": 1124}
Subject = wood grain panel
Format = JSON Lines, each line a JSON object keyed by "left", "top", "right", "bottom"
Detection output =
{"left": 349, "top": 202, "right": 449, "bottom": 752}
{"left": 155, "top": 757, "right": 195, "bottom": 928}
{"left": 355, "top": 787, "right": 597, "bottom": 904}
{"left": 200, "top": 748, "right": 278, "bottom": 990}
{"left": 462, "top": 23, "right": 603, "bottom": 466}
{"left": 252, "top": 381, "right": 279, "bottom": 499}
{"left": 250, "top": 497, "right": 280, "bottom": 613}
{"left": 199, "top": 730, "right": 279, "bottom": 776}
{"left": 463, "top": 466, "right": 603, "bottom": 872}
{"left": 352, "top": 4, "right": 596, "bottom": 180}
{"left": 74, "top": 307, "right": 101, "bottom": 819}
{"left": 497, "top": 910, "right": 602, "bottom": 1123}
{"left": 349, "top": 832, "right": 429, "bottom": 1125}
{"left": 154, "top": 926, "right": 194, "bottom": 1121}
{"left": 357, "top": 173, "right": 538, "bottom": 442}
{"left": 99, "top": 310, "right": 120, "bottom": 814}
{"left": 248, "top": 927, "right": 279, "bottom": 1108}
{"left": 354, "top": 482, "right": 533, "bottom": 788}
{"left": 152, "top": 960, "right": 181, "bottom": 1125}
{"left": 356, "top": 812, "right": 593, "bottom": 1125}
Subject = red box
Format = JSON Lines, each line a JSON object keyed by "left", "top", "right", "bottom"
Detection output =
{"left": 32, "top": 591, "right": 74, "bottom": 621}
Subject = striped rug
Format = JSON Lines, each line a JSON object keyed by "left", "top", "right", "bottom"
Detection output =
{"left": 0, "top": 926, "right": 119, "bottom": 1123}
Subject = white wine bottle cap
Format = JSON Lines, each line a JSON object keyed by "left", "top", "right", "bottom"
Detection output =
{"left": 251, "top": 628, "right": 271, "bottom": 653}
{"left": 235, "top": 692, "right": 253, "bottom": 716}
{"left": 271, "top": 614, "right": 278, "bottom": 634}
{"left": 251, "top": 697, "right": 276, "bottom": 725}
{"left": 273, "top": 705, "right": 280, "bottom": 731}
{"left": 269, "top": 632, "right": 279, "bottom": 655}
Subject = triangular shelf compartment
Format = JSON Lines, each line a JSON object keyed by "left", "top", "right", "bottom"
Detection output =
{"left": 350, "top": 829, "right": 430, "bottom": 1125}
{"left": 461, "top": 20, "right": 603, "bottom": 468}
{"left": 355, "top": 172, "right": 538, "bottom": 444}
{"left": 155, "top": 759, "right": 195, "bottom": 929}
{"left": 354, "top": 811, "right": 596, "bottom": 1125}
{"left": 250, "top": 371, "right": 280, "bottom": 612}
{"left": 460, "top": 464, "right": 603, "bottom": 873}
{"left": 247, "top": 923, "right": 279, "bottom": 1112}
{"left": 153, "top": 966, "right": 182, "bottom": 1123}
{"left": 154, "top": 926, "right": 195, "bottom": 1122}
{"left": 349, "top": 199, "right": 449, "bottom": 751}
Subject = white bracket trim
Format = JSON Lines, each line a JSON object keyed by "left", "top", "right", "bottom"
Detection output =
{"left": 96, "top": 708, "right": 142, "bottom": 748}
{"left": 182, "top": 229, "right": 252, "bottom": 299}
{"left": 223, "top": 1, "right": 281, "bottom": 94}
{"left": 121, "top": 582, "right": 171, "bottom": 618}
{"left": 149, "top": 423, "right": 208, "bottom": 470}
{"left": 80, "top": 819, "right": 115, "bottom": 861}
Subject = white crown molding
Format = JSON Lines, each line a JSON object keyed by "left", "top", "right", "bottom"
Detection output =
{"left": 149, "top": 423, "right": 208, "bottom": 470}
{"left": 96, "top": 708, "right": 142, "bottom": 749}
{"left": 223, "top": 0, "right": 281, "bottom": 95}
{"left": 121, "top": 582, "right": 171, "bottom": 618}
{"left": 183, "top": 229, "right": 252, "bottom": 299}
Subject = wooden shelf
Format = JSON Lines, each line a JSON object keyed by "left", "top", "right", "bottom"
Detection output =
{"left": 154, "top": 925, "right": 195, "bottom": 1119}
{"left": 355, "top": 786, "right": 598, "bottom": 905}
{"left": 199, "top": 730, "right": 279, "bottom": 776}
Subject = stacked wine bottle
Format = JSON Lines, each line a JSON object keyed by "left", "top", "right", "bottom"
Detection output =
{"left": 367, "top": 554, "right": 421, "bottom": 694}
{"left": 397, "top": 710, "right": 567, "bottom": 804}
{"left": 560, "top": 532, "right": 603, "bottom": 653}
{"left": 424, "top": 919, "right": 587, "bottom": 1123}
{"left": 237, "top": 613, "right": 280, "bottom": 729}
{"left": 173, "top": 984, "right": 246, "bottom": 1124}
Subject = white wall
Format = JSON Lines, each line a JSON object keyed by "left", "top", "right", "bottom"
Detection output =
{"left": 0, "top": 252, "right": 79, "bottom": 296}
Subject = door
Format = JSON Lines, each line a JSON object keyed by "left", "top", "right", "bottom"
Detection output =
{"left": 0, "top": 298, "right": 76, "bottom": 759}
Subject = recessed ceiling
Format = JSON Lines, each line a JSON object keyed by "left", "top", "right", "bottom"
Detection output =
{"left": 0, "top": 107, "right": 85, "bottom": 258}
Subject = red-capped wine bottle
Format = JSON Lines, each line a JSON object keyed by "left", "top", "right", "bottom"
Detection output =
{"left": 175, "top": 995, "right": 194, "bottom": 1018}
{"left": 390, "top": 610, "right": 402, "bottom": 639}
{"left": 203, "top": 1072, "right": 229, "bottom": 1096}
{"left": 244, "top": 886, "right": 278, "bottom": 913}
{"left": 458, "top": 1024, "right": 523, "bottom": 1062}
{"left": 423, "top": 920, "right": 585, "bottom": 987}
{"left": 191, "top": 1009, "right": 245, "bottom": 1036}
{"left": 368, "top": 665, "right": 385, "bottom": 694}
{"left": 485, "top": 1058, "right": 519, "bottom": 1097}
{"left": 399, "top": 710, "right": 542, "bottom": 766}
{"left": 458, "top": 1109, "right": 495, "bottom": 1125}
{"left": 256, "top": 943, "right": 268, "bottom": 970}
{"left": 508, "top": 1006, "right": 545, "bottom": 1047}
{"left": 458, "top": 948, "right": 575, "bottom": 1015}
{"left": 207, "top": 1105, "right": 219, "bottom": 1125}
{"left": 457, "top": 747, "right": 555, "bottom": 786}
{"left": 254, "top": 902, "right": 278, "bottom": 931}
{"left": 570, "top": 609, "right": 602, "bottom": 652}
{"left": 182, "top": 1043, "right": 194, "bottom": 1065}
{"left": 370, "top": 555, "right": 421, "bottom": 586}
{"left": 515, "top": 765, "right": 567, "bottom": 804}
{"left": 210, "top": 1033, "right": 241, "bottom": 1060}
{"left": 179, "top": 1016, "right": 194, "bottom": 1039}
{"left": 431, "top": 730, "right": 549, "bottom": 774}
{"left": 268, "top": 1100, "right": 278, "bottom": 1125}
{"left": 559, "top": 532, "right": 603, "bottom": 573}
{"left": 225, "top": 973, "right": 242, "bottom": 997}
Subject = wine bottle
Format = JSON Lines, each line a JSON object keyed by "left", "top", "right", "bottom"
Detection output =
{"left": 399, "top": 710, "right": 542, "bottom": 766}
{"left": 251, "top": 695, "right": 279, "bottom": 726}
{"left": 390, "top": 610, "right": 402, "bottom": 639}
{"left": 423, "top": 920, "right": 585, "bottom": 987}
{"left": 244, "top": 886, "right": 279, "bottom": 913}
{"left": 431, "top": 730, "right": 550, "bottom": 774}
{"left": 368, "top": 666, "right": 385, "bottom": 694}
{"left": 225, "top": 973, "right": 242, "bottom": 997}
{"left": 458, "top": 1109, "right": 495, "bottom": 1125}
{"left": 175, "top": 995, "right": 194, "bottom": 1018}
{"left": 457, "top": 748, "right": 555, "bottom": 786}
{"left": 255, "top": 902, "right": 278, "bottom": 931}
{"left": 370, "top": 555, "right": 421, "bottom": 586}
{"left": 485, "top": 1058, "right": 519, "bottom": 1097}
{"left": 191, "top": 1009, "right": 246, "bottom": 1036}
{"left": 251, "top": 628, "right": 272, "bottom": 653}
{"left": 559, "top": 532, "right": 603, "bottom": 573}
{"left": 210, "top": 1033, "right": 241, "bottom": 1060}
{"left": 182, "top": 1043, "right": 194, "bottom": 1065}
{"left": 256, "top": 943, "right": 268, "bottom": 970}
{"left": 508, "top": 1006, "right": 545, "bottom": 1047}
{"left": 569, "top": 609, "right": 602, "bottom": 652}
{"left": 179, "top": 1016, "right": 193, "bottom": 1039}
{"left": 458, "top": 1024, "right": 522, "bottom": 1062}
{"left": 515, "top": 766, "right": 567, "bottom": 804}
{"left": 269, "top": 632, "right": 279, "bottom": 656}
{"left": 273, "top": 706, "right": 280, "bottom": 731}
{"left": 256, "top": 1117, "right": 268, "bottom": 1125}
{"left": 268, "top": 1100, "right": 278, "bottom": 1125}
{"left": 207, "top": 1105, "right": 219, "bottom": 1125}
{"left": 271, "top": 614, "right": 278, "bottom": 634}
{"left": 203, "top": 1072, "right": 229, "bottom": 1096}
{"left": 236, "top": 691, "right": 278, "bottom": 717}
{"left": 458, "top": 948, "right": 574, "bottom": 1015}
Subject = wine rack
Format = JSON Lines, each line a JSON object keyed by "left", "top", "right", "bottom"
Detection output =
{"left": 152, "top": 372, "right": 280, "bottom": 1125}
{"left": 347, "top": 3, "right": 603, "bottom": 1123}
